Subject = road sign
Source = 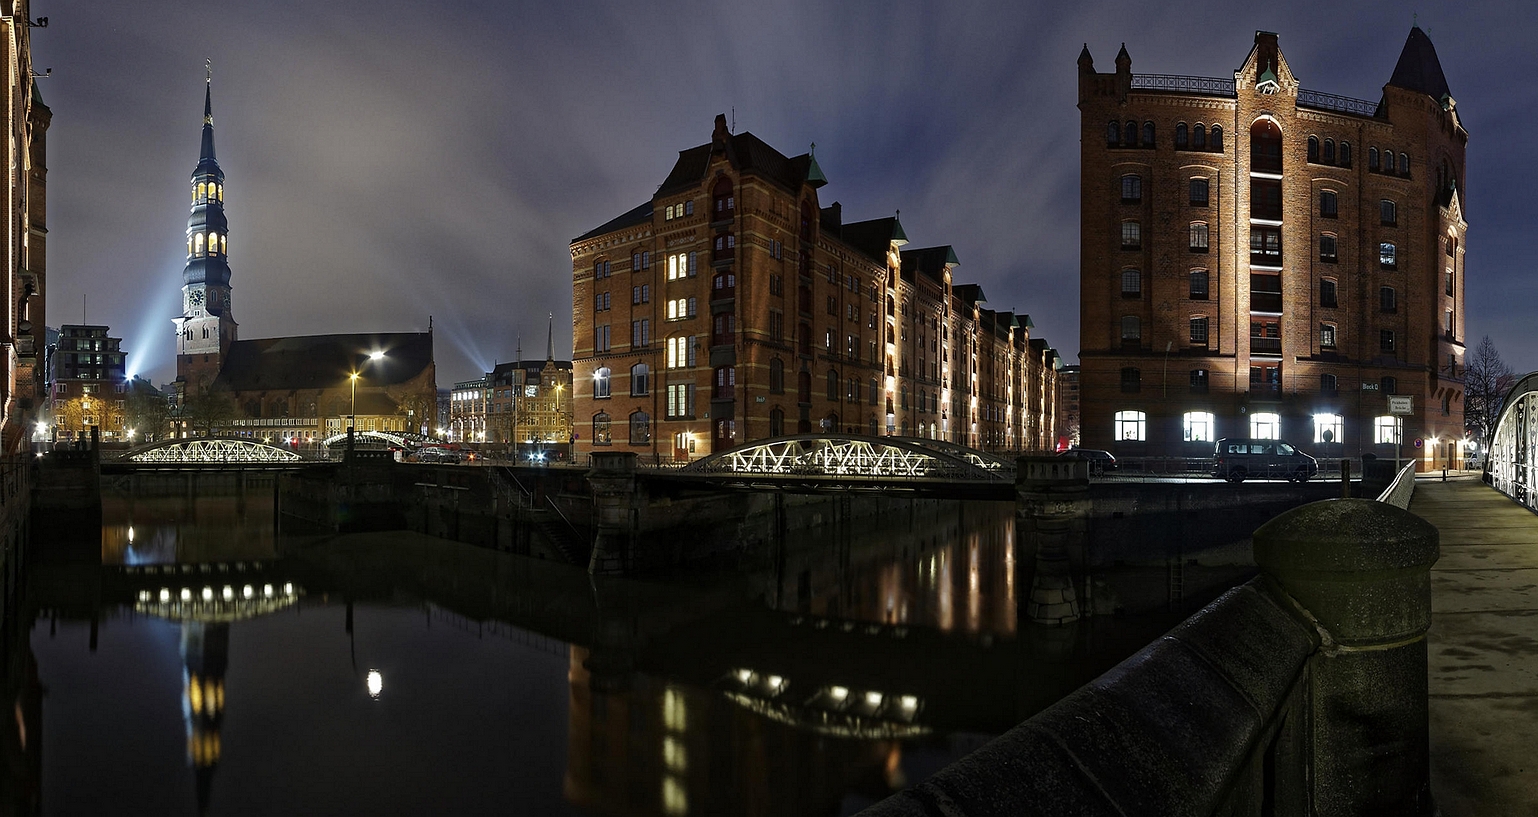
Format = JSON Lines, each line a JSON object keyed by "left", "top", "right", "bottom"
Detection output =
{"left": 1414, "top": 438, "right": 1424, "bottom": 449}
{"left": 1389, "top": 395, "right": 1414, "bottom": 415}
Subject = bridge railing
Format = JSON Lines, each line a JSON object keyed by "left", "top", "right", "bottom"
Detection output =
{"left": 860, "top": 490, "right": 1439, "bottom": 816}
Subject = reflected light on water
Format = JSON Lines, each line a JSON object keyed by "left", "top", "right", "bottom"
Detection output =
{"left": 367, "top": 670, "right": 383, "bottom": 699}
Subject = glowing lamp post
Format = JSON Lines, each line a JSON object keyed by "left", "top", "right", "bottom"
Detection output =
{"left": 349, "top": 351, "right": 386, "bottom": 432}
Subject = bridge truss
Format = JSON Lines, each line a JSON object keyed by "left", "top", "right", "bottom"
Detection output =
{"left": 1489, "top": 372, "right": 1538, "bottom": 511}
{"left": 126, "top": 437, "right": 303, "bottom": 464}
{"left": 682, "top": 435, "right": 1012, "bottom": 483}
{"left": 321, "top": 430, "right": 414, "bottom": 448}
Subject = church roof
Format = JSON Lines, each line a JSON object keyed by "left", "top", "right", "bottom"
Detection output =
{"left": 1387, "top": 26, "right": 1451, "bottom": 100}
{"left": 214, "top": 332, "right": 434, "bottom": 392}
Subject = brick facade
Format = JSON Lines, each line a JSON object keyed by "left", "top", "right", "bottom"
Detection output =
{"left": 1078, "top": 29, "right": 1468, "bottom": 469}
{"left": 572, "top": 115, "right": 1058, "bottom": 461}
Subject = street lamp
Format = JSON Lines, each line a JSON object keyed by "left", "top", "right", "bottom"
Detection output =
{"left": 349, "top": 351, "right": 386, "bottom": 433}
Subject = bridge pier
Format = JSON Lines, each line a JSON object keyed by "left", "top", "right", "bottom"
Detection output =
{"left": 587, "top": 452, "right": 639, "bottom": 575}
{"left": 1015, "top": 456, "right": 1089, "bottom": 626}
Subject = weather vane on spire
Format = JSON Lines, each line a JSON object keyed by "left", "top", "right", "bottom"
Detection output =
{"left": 206, "top": 58, "right": 212, "bottom": 83}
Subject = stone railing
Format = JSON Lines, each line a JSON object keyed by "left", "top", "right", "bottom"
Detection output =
{"left": 859, "top": 494, "right": 1439, "bottom": 816}
{"left": 1377, "top": 461, "right": 1418, "bottom": 509}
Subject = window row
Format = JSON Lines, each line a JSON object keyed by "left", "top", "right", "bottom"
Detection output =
{"left": 1119, "top": 220, "right": 1211, "bottom": 252}
{"left": 1110, "top": 410, "right": 1403, "bottom": 445}
{"left": 1118, "top": 175, "right": 1211, "bottom": 207}
{"left": 1106, "top": 121, "right": 1226, "bottom": 152}
{"left": 194, "top": 182, "right": 225, "bottom": 203}
{"left": 664, "top": 200, "right": 694, "bottom": 220}
{"left": 1367, "top": 147, "right": 1411, "bottom": 176}
{"left": 590, "top": 411, "right": 651, "bottom": 445}
{"left": 1305, "top": 137, "right": 1353, "bottom": 167}
{"left": 187, "top": 231, "right": 227, "bottom": 257}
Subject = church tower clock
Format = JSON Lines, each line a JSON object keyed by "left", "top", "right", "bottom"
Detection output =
{"left": 175, "top": 65, "right": 238, "bottom": 393}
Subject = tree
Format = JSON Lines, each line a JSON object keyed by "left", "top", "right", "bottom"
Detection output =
{"left": 126, "top": 388, "right": 172, "bottom": 441}
{"left": 1464, "top": 335, "right": 1517, "bottom": 445}
{"left": 183, "top": 387, "right": 238, "bottom": 436}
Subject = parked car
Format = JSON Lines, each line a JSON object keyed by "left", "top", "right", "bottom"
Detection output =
{"left": 415, "top": 446, "right": 462, "bottom": 464}
{"left": 1211, "top": 438, "right": 1318, "bottom": 483}
{"left": 1058, "top": 448, "right": 1117, "bottom": 475}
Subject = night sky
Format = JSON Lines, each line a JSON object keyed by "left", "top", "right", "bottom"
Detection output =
{"left": 28, "top": 1, "right": 1538, "bottom": 387}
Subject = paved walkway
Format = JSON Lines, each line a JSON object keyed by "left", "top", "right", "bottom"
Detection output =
{"left": 1409, "top": 477, "right": 1538, "bottom": 816}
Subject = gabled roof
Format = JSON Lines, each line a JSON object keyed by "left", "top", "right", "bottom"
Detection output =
{"left": 1387, "top": 26, "right": 1451, "bottom": 100}
{"left": 900, "top": 245, "right": 959, "bottom": 286}
{"left": 215, "top": 332, "right": 434, "bottom": 393}
{"left": 952, "top": 283, "right": 987, "bottom": 308}
{"left": 839, "top": 216, "right": 908, "bottom": 263}
{"left": 655, "top": 129, "right": 816, "bottom": 198}
{"left": 573, "top": 201, "right": 652, "bottom": 243}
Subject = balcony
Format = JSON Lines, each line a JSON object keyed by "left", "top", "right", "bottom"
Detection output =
{"left": 1250, "top": 337, "right": 1282, "bottom": 355}
{"left": 1250, "top": 250, "right": 1282, "bottom": 268}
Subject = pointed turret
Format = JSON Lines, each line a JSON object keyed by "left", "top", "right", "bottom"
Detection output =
{"left": 1078, "top": 43, "right": 1094, "bottom": 74}
{"left": 1388, "top": 26, "right": 1451, "bottom": 101}
{"left": 805, "top": 142, "right": 827, "bottom": 188}
{"left": 1114, "top": 43, "right": 1131, "bottom": 73}
{"left": 546, "top": 314, "right": 554, "bottom": 361}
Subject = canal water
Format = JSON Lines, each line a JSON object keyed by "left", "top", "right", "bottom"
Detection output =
{"left": 21, "top": 479, "right": 1196, "bottom": 816}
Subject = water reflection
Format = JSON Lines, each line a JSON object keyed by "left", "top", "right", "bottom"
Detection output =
{"left": 19, "top": 482, "right": 1189, "bottom": 816}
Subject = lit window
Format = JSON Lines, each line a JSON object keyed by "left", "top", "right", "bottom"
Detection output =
{"left": 1190, "top": 316, "right": 1209, "bottom": 346}
{"left": 1121, "top": 221, "right": 1141, "bottom": 249}
{"left": 1379, "top": 243, "right": 1397, "bottom": 269}
{"left": 194, "top": 233, "right": 205, "bottom": 255}
{"left": 1314, "top": 413, "right": 1344, "bottom": 444}
{"left": 1374, "top": 415, "right": 1400, "bottom": 445}
{"left": 1320, "top": 324, "right": 1336, "bottom": 348}
{"left": 1183, "top": 411, "right": 1215, "bottom": 442}
{"left": 592, "top": 412, "right": 612, "bottom": 445}
{"left": 1189, "top": 222, "right": 1209, "bottom": 252}
{"left": 1250, "top": 412, "right": 1281, "bottom": 439}
{"left": 1114, "top": 410, "right": 1146, "bottom": 441}
{"left": 593, "top": 367, "right": 611, "bottom": 399}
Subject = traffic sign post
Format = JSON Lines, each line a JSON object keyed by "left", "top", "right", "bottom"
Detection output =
{"left": 1388, "top": 395, "right": 1413, "bottom": 474}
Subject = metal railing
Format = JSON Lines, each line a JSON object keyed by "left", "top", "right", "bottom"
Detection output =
{"left": 1297, "top": 88, "right": 1380, "bottom": 117}
{"left": 1375, "top": 461, "right": 1418, "bottom": 508}
{"left": 1130, "top": 73, "right": 1235, "bottom": 97}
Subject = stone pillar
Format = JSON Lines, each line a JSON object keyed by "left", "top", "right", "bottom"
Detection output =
{"left": 1253, "top": 498, "right": 1439, "bottom": 817}
{"left": 1016, "top": 456, "right": 1090, "bottom": 625}
{"left": 587, "top": 452, "right": 639, "bottom": 575}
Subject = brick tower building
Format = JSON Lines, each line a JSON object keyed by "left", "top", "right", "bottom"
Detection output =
{"left": 1077, "top": 29, "right": 1468, "bottom": 469}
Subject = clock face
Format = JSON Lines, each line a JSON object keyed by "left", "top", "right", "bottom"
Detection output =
{"left": 525, "top": 385, "right": 538, "bottom": 398}
{"left": 188, "top": 290, "right": 204, "bottom": 307}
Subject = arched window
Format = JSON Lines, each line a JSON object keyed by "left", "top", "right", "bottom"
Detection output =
{"left": 1339, "top": 142, "right": 1351, "bottom": 166}
{"left": 1250, "top": 120, "right": 1282, "bottom": 172}
{"left": 1307, "top": 135, "right": 1319, "bottom": 162}
{"left": 1383, "top": 150, "right": 1395, "bottom": 173}
{"left": 1320, "top": 373, "right": 1338, "bottom": 392}
{"left": 769, "top": 408, "right": 784, "bottom": 437}
{"left": 592, "top": 413, "right": 612, "bottom": 445}
{"left": 826, "top": 369, "right": 839, "bottom": 400}
{"left": 1120, "top": 269, "right": 1141, "bottom": 297}
{"left": 187, "top": 237, "right": 193, "bottom": 256}
{"left": 628, "top": 411, "right": 651, "bottom": 445}
{"left": 1210, "top": 126, "right": 1223, "bottom": 150}
{"left": 1323, "top": 139, "right": 1335, "bottom": 163}
{"left": 1121, "top": 315, "right": 1141, "bottom": 344}
{"left": 630, "top": 363, "right": 649, "bottom": 396}
{"left": 869, "top": 377, "right": 879, "bottom": 405}
{"left": 1380, "top": 286, "right": 1397, "bottom": 313}
{"left": 1142, "top": 121, "right": 1155, "bottom": 147}
{"left": 593, "top": 367, "right": 611, "bottom": 399}
{"left": 1368, "top": 147, "right": 1380, "bottom": 170}
{"left": 216, "top": 184, "right": 223, "bottom": 201}
{"left": 1399, "top": 152, "right": 1409, "bottom": 175}
{"left": 1107, "top": 121, "right": 1120, "bottom": 147}
{"left": 1114, "top": 410, "right": 1146, "bottom": 441}
{"left": 1123, "top": 120, "right": 1136, "bottom": 146}
{"left": 208, "top": 232, "right": 219, "bottom": 255}
{"left": 712, "top": 176, "right": 735, "bottom": 218}
{"left": 1120, "top": 174, "right": 1142, "bottom": 202}
{"left": 1183, "top": 411, "right": 1216, "bottom": 442}
{"left": 194, "top": 233, "right": 205, "bottom": 255}
{"left": 769, "top": 358, "right": 784, "bottom": 393}
{"left": 1192, "top": 124, "right": 1206, "bottom": 149}
{"left": 1175, "top": 122, "right": 1188, "bottom": 149}
{"left": 198, "top": 182, "right": 207, "bottom": 201}
{"left": 220, "top": 235, "right": 228, "bottom": 255}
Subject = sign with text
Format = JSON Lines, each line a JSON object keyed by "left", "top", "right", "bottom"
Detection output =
{"left": 1388, "top": 395, "right": 1414, "bottom": 415}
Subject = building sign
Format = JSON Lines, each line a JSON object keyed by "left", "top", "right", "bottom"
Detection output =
{"left": 1361, "top": 383, "right": 1379, "bottom": 391}
{"left": 1389, "top": 395, "right": 1414, "bottom": 415}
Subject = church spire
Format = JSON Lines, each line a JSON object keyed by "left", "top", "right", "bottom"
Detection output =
{"left": 546, "top": 313, "right": 554, "bottom": 361}
{"left": 200, "top": 61, "right": 217, "bottom": 167}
